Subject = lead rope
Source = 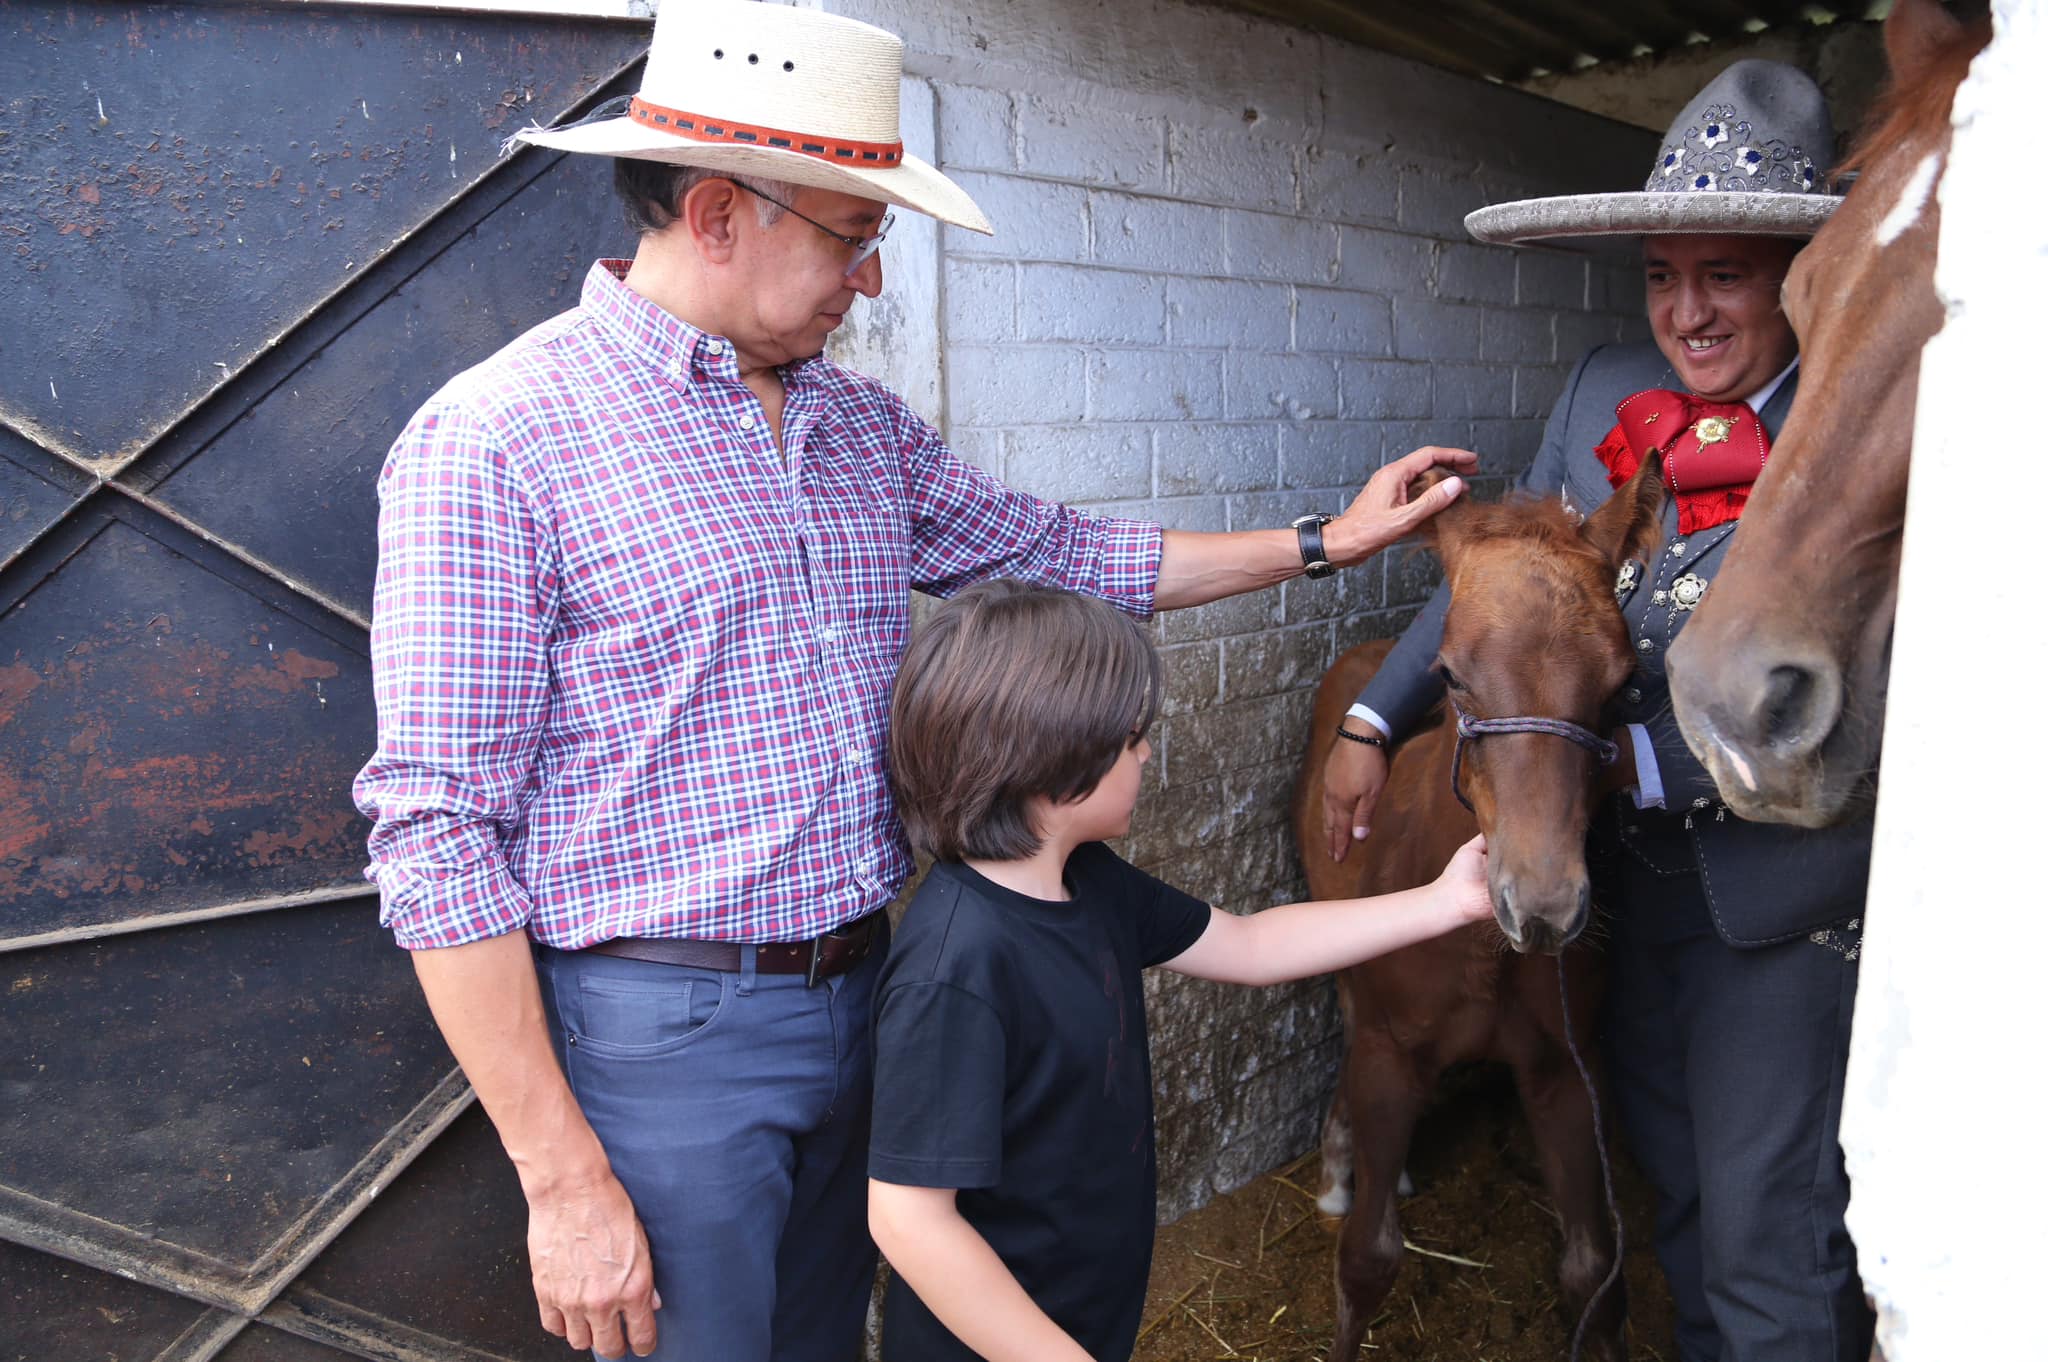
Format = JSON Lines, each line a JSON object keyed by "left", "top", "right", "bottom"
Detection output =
{"left": 1558, "top": 961, "right": 1624, "bottom": 1362}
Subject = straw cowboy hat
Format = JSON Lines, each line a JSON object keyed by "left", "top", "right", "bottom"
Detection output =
{"left": 1467, "top": 60, "right": 1843, "bottom": 244}
{"left": 514, "top": 0, "right": 992, "bottom": 235}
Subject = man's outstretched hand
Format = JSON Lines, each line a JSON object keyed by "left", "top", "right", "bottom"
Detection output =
{"left": 1323, "top": 445, "right": 1477, "bottom": 566}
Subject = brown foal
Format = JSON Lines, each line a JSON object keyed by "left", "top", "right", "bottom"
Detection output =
{"left": 1296, "top": 459, "right": 1668, "bottom": 1361}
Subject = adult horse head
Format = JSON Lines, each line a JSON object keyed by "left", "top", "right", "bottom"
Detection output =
{"left": 1417, "top": 457, "right": 1667, "bottom": 953}
{"left": 1669, "top": 0, "right": 1991, "bottom": 826}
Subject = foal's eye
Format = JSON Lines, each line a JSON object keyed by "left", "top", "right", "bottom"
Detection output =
{"left": 1435, "top": 662, "right": 1466, "bottom": 692}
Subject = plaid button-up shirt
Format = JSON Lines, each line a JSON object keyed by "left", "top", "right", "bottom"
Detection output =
{"left": 355, "top": 262, "right": 1161, "bottom": 950}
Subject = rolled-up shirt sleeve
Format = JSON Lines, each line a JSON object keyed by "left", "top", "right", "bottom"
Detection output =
{"left": 900, "top": 414, "right": 1161, "bottom": 618}
{"left": 351, "top": 398, "right": 556, "bottom": 950}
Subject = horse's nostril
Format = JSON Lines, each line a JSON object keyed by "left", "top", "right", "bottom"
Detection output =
{"left": 1761, "top": 664, "right": 1815, "bottom": 742}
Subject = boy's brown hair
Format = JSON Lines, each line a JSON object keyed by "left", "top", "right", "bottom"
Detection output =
{"left": 889, "top": 580, "right": 1161, "bottom": 862}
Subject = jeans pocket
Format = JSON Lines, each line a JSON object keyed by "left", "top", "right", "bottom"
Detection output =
{"left": 570, "top": 967, "right": 728, "bottom": 1057}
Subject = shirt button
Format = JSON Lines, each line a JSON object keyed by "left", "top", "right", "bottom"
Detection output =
{"left": 1636, "top": 638, "right": 1655, "bottom": 654}
{"left": 705, "top": 339, "right": 725, "bottom": 356}
{"left": 820, "top": 626, "right": 840, "bottom": 644}
{"left": 739, "top": 414, "right": 756, "bottom": 431}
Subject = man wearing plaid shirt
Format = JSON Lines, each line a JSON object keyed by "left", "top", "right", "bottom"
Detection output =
{"left": 355, "top": 11, "right": 1472, "bottom": 1359}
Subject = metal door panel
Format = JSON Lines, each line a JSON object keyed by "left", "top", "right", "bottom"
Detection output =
{"left": 0, "top": 497, "right": 374, "bottom": 946}
{"left": 0, "top": 428, "right": 90, "bottom": 568}
{"left": 270, "top": 1105, "right": 546, "bottom": 1359}
{"left": 215, "top": 1325, "right": 373, "bottom": 1362}
{"left": 0, "top": 1, "right": 646, "bottom": 466}
{"left": 0, "top": 901, "right": 459, "bottom": 1304}
{"left": 1, "top": 5, "right": 654, "bottom": 1350}
{"left": 148, "top": 151, "right": 626, "bottom": 617}
{"left": 0, "top": 1235, "right": 212, "bottom": 1360}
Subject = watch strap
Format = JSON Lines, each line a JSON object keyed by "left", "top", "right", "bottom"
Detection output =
{"left": 1291, "top": 512, "right": 1335, "bottom": 579}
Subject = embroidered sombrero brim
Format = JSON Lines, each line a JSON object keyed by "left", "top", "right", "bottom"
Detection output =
{"left": 1467, "top": 60, "right": 1844, "bottom": 247}
{"left": 518, "top": 119, "right": 992, "bottom": 236}
{"left": 1466, "top": 190, "right": 1841, "bottom": 244}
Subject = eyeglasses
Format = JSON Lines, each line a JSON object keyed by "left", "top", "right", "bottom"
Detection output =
{"left": 732, "top": 180, "right": 893, "bottom": 278}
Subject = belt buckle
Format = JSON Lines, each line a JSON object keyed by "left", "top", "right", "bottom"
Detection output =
{"left": 805, "top": 916, "right": 868, "bottom": 988}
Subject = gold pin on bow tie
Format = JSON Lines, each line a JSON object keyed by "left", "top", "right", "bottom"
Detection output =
{"left": 1693, "top": 415, "right": 1735, "bottom": 445}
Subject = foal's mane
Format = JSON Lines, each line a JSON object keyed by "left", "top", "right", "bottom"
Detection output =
{"left": 1455, "top": 493, "right": 1604, "bottom": 566}
{"left": 1836, "top": 12, "right": 1992, "bottom": 179}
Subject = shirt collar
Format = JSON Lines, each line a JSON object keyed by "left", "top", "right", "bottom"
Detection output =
{"left": 1742, "top": 356, "right": 1799, "bottom": 414}
{"left": 580, "top": 259, "right": 735, "bottom": 384}
{"left": 579, "top": 259, "right": 827, "bottom": 390}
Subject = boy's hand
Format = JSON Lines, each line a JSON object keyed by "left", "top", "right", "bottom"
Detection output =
{"left": 1436, "top": 834, "right": 1495, "bottom": 926}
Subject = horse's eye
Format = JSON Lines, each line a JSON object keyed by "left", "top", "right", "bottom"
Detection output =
{"left": 1436, "top": 663, "right": 1465, "bottom": 692}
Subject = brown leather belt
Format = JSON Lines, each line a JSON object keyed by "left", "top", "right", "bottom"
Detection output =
{"left": 583, "top": 911, "right": 882, "bottom": 987}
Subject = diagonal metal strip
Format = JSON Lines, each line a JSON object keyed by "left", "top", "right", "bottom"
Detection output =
{"left": 151, "top": 1310, "right": 254, "bottom": 1362}
{"left": 120, "top": 64, "right": 643, "bottom": 498}
{"left": 263, "top": 1288, "right": 532, "bottom": 1362}
{"left": 0, "top": 1070, "right": 475, "bottom": 1316}
{"left": 1, "top": 884, "right": 381, "bottom": 955}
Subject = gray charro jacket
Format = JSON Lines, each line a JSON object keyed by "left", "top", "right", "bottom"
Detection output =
{"left": 1356, "top": 341, "right": 1873, "bottom": 947}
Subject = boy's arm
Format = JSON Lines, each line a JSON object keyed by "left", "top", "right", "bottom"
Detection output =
{"left": 868, "top": 1182, "right": 1095, "bottom": 1362}
{"left": 1162, "top": 835, "right": 1493, "bottom": 986}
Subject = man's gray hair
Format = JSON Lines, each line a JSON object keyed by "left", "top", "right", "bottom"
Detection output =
{"left": 613, "top": 160, "right": 796, "bottom": 237}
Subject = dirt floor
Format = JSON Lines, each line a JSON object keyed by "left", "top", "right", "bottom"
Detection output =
{"left": 1134, "top": 1069, "right": 1677, "bottom": 1362}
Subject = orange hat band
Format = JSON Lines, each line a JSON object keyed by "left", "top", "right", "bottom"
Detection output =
{"left": 628, "top": 96, "right": 904, "bottom": 165}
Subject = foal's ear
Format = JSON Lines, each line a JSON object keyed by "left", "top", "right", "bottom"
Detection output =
{"left": 1580, "top": 451, "right": 1667, "bottom": 567}
{"left": 1885, "top": 0, "right": 1963, "bottom": 88}
{"left": 1405, "top": 467, "right": 1471, "bottom": 552}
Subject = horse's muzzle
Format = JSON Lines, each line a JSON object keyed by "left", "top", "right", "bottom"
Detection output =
{"left": 1493, "top": 877, "right": 1592, "bottom": 955}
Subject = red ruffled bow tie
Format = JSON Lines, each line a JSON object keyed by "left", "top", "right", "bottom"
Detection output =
{"left": 1593, "top": 390, "right": 1771, "bottom": 534}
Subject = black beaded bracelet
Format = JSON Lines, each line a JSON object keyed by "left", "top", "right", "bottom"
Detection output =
{"left": 1334, "top": 726, "right": 1387, "bottom": 747}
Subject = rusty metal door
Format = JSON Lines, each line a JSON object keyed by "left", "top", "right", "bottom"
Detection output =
{"left": 1, "top": 5, "right": 654, "bottom": 1356}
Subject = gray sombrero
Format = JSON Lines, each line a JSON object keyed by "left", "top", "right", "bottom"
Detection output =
{"left": 1467, "top": 60, "right": 1842, "bottom": 244}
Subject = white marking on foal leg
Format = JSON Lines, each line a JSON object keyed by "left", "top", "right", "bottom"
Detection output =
{"left": 1876, "top": 151, "right": 1944, "bottom": 248}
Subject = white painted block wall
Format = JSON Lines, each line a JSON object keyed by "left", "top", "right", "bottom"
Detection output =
{"left": 825, "top": 0, "right": 1656, "bottom": 1218}
{"left": 1844, "top": 0, "right": 2048, "bottom": 1354}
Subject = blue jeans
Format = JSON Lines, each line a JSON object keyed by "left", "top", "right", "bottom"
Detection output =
{"left": 535, "top": 934, "right": 883, "bottom": 1362}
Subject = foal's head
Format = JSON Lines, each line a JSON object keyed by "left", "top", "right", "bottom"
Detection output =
{"left": 1422, "top": 458, "right": 1667, "bottom": 953}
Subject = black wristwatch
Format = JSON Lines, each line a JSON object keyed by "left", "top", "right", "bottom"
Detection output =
{"left": 1292, "top": 513, "right": 1336, "bottom": 579}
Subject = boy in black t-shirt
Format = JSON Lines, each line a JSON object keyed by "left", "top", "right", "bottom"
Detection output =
{"left": 868, "top": 581, "right": 1494, "bottom": 1362}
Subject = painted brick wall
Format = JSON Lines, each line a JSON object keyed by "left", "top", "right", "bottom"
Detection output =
{"left": 829, "top": 0, "right": 1654, "bottom": 1221}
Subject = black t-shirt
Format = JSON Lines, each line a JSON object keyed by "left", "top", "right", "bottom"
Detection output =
{"left": 869, "top": 842, "right": 1212, "bottom": 1362}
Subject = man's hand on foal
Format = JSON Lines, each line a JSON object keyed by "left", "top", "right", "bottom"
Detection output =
{"left": 529, "top": 1170, "right": 662, "bottom": 1359}
{"left": 1324, "top": 445, "right": 1477, "bottom": 565}
{"left": 1322, "top": 729, "right": 1390, "bottom": 862}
